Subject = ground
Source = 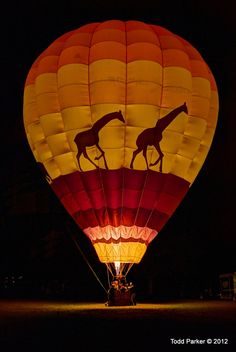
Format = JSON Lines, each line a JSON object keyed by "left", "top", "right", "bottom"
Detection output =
{"left": 0, "top": 299, "right": 235, "bottom": 351}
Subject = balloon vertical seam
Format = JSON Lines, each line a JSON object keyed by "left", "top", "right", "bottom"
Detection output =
{"left": 86, "top": 23, "right": 108, "bottom": 230}
{"left": 132, "top": 24, "right": 164, "bottom": 235}
{"left": 120, "top": 21, "right": 128, "bottom": 228}
{"left": 88, "top": 23, "right": 114, "bottom": 249}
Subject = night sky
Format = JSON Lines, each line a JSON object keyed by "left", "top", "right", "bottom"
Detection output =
{"left": 1, "top": 0, "right": 236, "bottom": 299}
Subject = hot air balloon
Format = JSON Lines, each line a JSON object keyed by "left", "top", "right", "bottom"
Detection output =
{"left": 23, "top": 20, "right": 218, "bottom": 304}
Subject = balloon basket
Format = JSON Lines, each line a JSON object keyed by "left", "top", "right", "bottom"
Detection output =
{"left": 106, "top": 277, "right": 136, "bottom": 307}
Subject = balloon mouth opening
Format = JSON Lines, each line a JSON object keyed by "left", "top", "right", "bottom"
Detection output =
{"left": 114, "top": 261, "right": 121, "bottom": 276}
{"left": 106, "top": 262, "right": 134, "bottom": 278}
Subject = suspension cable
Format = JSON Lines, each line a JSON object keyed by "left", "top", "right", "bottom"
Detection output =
{"left": 106, "top": 265, "right": 111, "bottom": 288}
{"left": 71, "top": 234, "right": 108, "bottom": 294}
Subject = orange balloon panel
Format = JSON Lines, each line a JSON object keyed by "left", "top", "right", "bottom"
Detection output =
{"left": 23, "top": 20, "right": 218, "bottom": 265}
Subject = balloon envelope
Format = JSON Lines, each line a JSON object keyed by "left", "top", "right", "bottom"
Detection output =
{"left": 23, "top": 20, "right": 218, "bottom": 275}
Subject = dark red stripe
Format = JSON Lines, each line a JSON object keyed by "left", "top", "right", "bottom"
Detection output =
{"left": 73, "top": 207, "right": 169, "bottom": 232}
{"left": 51, "top": 168, "right": 190, "bottom": 233}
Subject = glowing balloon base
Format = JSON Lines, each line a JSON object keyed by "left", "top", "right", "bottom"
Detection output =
{"left": 106, "top": 261, "right": 134, "bottom": 277}
{"left": 106, "top": 275, "right": 136, "bottom": 307}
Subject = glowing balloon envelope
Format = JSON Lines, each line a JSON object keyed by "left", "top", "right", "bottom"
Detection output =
{"left": 23, "top": 20, "right": 218, "bottom": 276}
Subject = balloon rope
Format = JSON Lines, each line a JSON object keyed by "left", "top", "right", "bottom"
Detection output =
{"left": 106, "top": 265, "right": 111, "bottom": 288}
{"left": 71, "top": 235, "right": 108, "bottom": 294}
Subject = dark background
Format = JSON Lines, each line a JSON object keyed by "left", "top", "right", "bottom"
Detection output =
{"left": 1, "top": 0, "right": 236, "bottom": 301}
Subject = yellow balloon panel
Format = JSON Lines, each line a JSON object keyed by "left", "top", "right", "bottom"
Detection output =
{"left": 98, "top": 127, "right": 125, "bottom": 149}
{"left": 46, "top": 133, "right": 70, "bottom": 156}
{"left": 125, "top": 147, "right": 156, "bottom": 170}
{"left": 23, "top": 86, "right": 38, "bottom": 124}
{"left": 58, "top": 64, "right": 88, "bottom": 86}
{"left": 90, "top": 81, "right": 125, "bottom": 105}
{"left": 125, "top": 104, "right": 160, "bottom": 128}
{"left": 161, "top": 86, "right": 191, "bottom": 108}
{"left": 27, "top": 121, "right": 45, "bottom": 144}
{"left": 127, "top": 60, "right": 162, "bottom": 84}
{"left": 35, "top": 140, "right": 53, "bottom": 162}
{"left": 186, "top": 145, "right": 210, "bottom": 182}
{"left": 90, "top": 104, "right": 125, "bottom": 121}
{"left": 62, "top": 107, "right": 91, "bottom": 131}
{"left": 90, "top": 60, "right": 126, "bottom": 83}
{"left": 192, "top": 144, "right": 210, "bottom": 166}
{"left": 127, "top": 81, "right": 162, "bottom": 105}
{"left": 40, "top": 113, "right": 65, "bottom": 137}
{"left": 58, "top": 84, "right": 90, "bottom": 108}
{"left": 163, "top": 67, "right": 192, "bottom": 90}
{"left": 170, "top": 154, "right": 192, "bottom": 179}
{"left": 192, "top": 77, "right": 211, "bottom": 99}
{"left": 178, "top": 135, "right": 202, "bottom": 159}
{"left": 125, "top": 126, "right": 146, "bottom": 148}
{"left": 44, "top": 157, "right": 65, "bottom": 179}
{"left": 36, "top": 92, "right": 60, "bottom": 116}
{"left": 161, "top": 110, "right": 188, "bottom": 133}
{"left": 208, "top": 91, "right": 219, "bottom": 128}
{"left": 201, "top": 126, "right": 216, "bottom": 147}
{"left": 54, "top": 152, "right": 78, "bottom": 175}
{"left": 184, "top": 116, "right": 207, "bottom": 140}
{"left": 156, "top": 153, "right": 176, "bottom": 174}
{"left": 93, "top": 242, "right": 147, "bottom": 264}
{"left": 35, "top": 73, "right": 57, "bottom": 95}
{"left": 161, "top": 130, "right": 184, "bottom": 154}
{"left": 189, "top": 96, "right": 210, "bottom": 119}
{"left": 97, "top": 149, "right": 124, "bottom": 169}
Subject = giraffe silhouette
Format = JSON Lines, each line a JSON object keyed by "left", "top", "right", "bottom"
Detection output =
{"left": 74, "top": 111, "right": 125, "bottom": 171}
{"left": 130, "top": 102, "right": 188, "bottom": 172}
